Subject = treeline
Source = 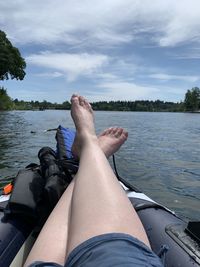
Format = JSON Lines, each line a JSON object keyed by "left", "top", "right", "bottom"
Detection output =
{"left": 13, "top": 99, "right": 184, "bottom": 112}
{"left": 1, "top": 86, "right": 200, "bottom": 112}
{"left": 0, "top": 87, "right": 183, "bottom": 112}
{"left": 13, "top": 98, "right": 71, "bottom": 110}
{"left": 92, "top": 100, "right": 183, "bottom": 112}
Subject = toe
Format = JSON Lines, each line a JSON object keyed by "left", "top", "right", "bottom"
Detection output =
{"left": 79, "top": 96, "right": 85, "bottom": 106}
{"left": 109, "top": 127, "right": 117, "bottom": 135}
{"left": 87, "top": 102, "right": 93, "bottom": 112}
{"left": 100, "top": 128, "right": 112, "bottom": 136}
{"left": 79, "top": 96, "right": 92, "bottom": 111}
{"left": 84, "top": 99, "right": 92, "bottom": 110}
{"left": 114, "top": 128, "right": 123, "bottom": 138}
{"left": 109, "top": 127, "right": 115, "bottom": 133}
{"left": 110, "top": 127, "right": 117, "bottom": 132}
{"left": 71, "top": 94, "right": 79, "bottom": 104}
{"left": 122, "top": 130, "right": 128, "bottom": 139}
{"left": 107, "top": 127, "right": 114, "bottom": 134}
{"left": 71, "top": 94, "right": 79, "bottom": 99}
{"left": 102, "top": 128, "right": 112, "bottom": 136}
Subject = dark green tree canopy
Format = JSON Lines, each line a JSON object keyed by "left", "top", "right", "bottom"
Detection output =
{"left": 0, "top": 30, "right": 26, "bottom": 80}
{"left": 0, "top": 87, "right": 13, "bottom": 110}
{"left": 184, "top": 87, "right": 200, "bottom": 112}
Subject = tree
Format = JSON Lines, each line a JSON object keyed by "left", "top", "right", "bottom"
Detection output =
{"left": 0, "top": 30, "right": 26, "bottom": 80}
{"left": 61, "top": 101, "right": 71, "bottom": 110}
{"left": 184, "top": 87, "right": 200, "bottom": 112}
{"left": 0, "top": 87, "right": 14, "bottom": 110}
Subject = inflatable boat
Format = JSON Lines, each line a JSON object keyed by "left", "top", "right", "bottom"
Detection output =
{"left": 0, "top": 126, "right": 199, "bottom": 267}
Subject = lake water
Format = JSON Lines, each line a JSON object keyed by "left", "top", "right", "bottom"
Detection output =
{"left": 0, "top": 110, "right": 200, "bottom": 220}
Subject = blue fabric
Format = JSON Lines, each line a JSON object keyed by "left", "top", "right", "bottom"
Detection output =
{"left": 29, "top": 233, "right": 163, "bottom": 267}
{"left": 57, "top": 125, "right": 75, "bottom": 159}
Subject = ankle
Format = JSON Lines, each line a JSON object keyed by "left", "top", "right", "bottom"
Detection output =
{"left": 81, "top": 132, "right": 98, "bottom": 145}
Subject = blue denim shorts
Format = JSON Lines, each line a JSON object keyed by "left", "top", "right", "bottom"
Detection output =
{"left": 28, "top": 233, "right": 163, "bottom": 267}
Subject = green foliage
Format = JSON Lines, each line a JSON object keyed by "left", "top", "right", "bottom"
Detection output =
{"left": 0, "top": 87, "right": 14, "bottom": 110}
{"left": 0, "top": 30, "right": 26, "bottom": 80}
{"left": 61, "top": 101, "right": 71, "bottom": 110}
{"left": 11, "top": 98, "right": 183, "bottom": 112}
{"left": 184, "top": 87, "right": 200, "bottom": 112}
{"left": 91, "top": 100, "right": 183, "bottom": 112}
{"left": 0, "top": 88, "right": 194, "bottom": 112}
{"left": 13, "top": 99, "right": 71, "bottom": 110}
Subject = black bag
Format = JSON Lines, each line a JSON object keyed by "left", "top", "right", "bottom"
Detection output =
{"left": 38, "top": 147, "right": 72, "bottom": 213}
{"left": 4, "top": 147, "right": 73, "bottom": 227}
{"left": 4, "top": 165, "right": 45, "bottom": 223}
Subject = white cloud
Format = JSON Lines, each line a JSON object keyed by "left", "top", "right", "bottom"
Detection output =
{"left": 88, "top": 71, "right": 185, "bottom": 102}
{"left": 157, "top": 1, "right": 200, "bottom": 47}
{"left": 149, "top": 73, "right": 200, "bottom": 83}
{"left": 34, "top": 72, "right": 64, "bottom": 78}
{"left": 1, "top": 0, "right": 200, "bottom": 47}
{"left": 95, "top": 81, "right": 159, "bottom": 101}
{"left": 26, "top": 52, "right": 109, "bottom": 81}
{"left": 0, "top": 0, "right": 136, "bottom": 46}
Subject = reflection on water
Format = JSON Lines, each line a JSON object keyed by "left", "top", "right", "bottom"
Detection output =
{"left": 0, "top": 110, "right": 200, "bottom": 220}
{"left": 0, "top": 111, "right": 28, "bottom": 175}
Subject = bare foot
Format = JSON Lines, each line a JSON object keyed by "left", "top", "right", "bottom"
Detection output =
{"left": 98, "top": 127, "right": 128, "bottom": 158}
{"left": 71, "top": 94, "right": 97, "bottom": 157}
{"left": 70, "top": 94, "right": 95, "bottom": 136}
{"left": 72, "top": 127, "right": 128, "bottom": 159}
{"left": 70, "top": 94, "right": 128, "bottom": 158}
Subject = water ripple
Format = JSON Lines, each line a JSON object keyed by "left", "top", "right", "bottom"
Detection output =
{"left": 0, "top": 111, "right": 200, "bottom": 220}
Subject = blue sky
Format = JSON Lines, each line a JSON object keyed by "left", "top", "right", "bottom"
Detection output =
{"left": 1, "top": 0, "right": 200, "bottom": 103}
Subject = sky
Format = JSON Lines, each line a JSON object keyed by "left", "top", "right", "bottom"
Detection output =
{"left": 1, "top": 0, "right": 200, "bottom": 103}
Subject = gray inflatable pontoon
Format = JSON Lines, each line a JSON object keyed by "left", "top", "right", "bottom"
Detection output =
{"left": 0, "top": 175, "right": 199, "bottom": 267}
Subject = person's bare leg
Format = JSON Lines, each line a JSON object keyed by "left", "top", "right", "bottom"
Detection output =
{"left": 24, "top": 180, "right": 75, "bottom": 266}
{"left": 66, "top": 95, "right": 150, "bottom": 256}
{"left": 24, "top": 127, "right": 128, "bottom": 266}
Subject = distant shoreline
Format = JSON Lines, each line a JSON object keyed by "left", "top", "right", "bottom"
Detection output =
{"left": 9, "top": 99, "right": 185, "bottom": 112}
{"left": 4, "top": 109, "right": 199, "bottom": 113}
